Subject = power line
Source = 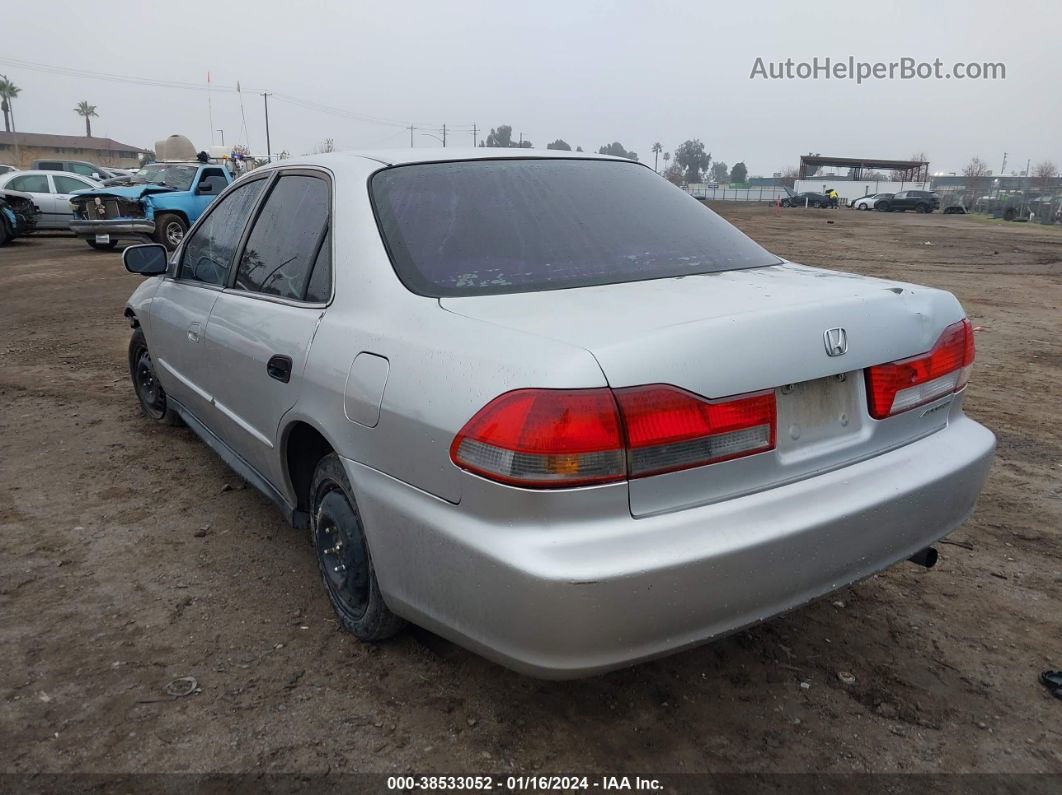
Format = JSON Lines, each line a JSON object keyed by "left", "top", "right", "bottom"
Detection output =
{"left": 0, "top": 55, "right": 472, "bottom": 132}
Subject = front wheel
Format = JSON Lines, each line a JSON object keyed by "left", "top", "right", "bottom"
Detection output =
{"left": 311, "top": 454, "right": 405, "bottom": 642}
{"left": 153, "top": 213, "right": 188, "bottom": 251}
{"left": 128, "top": 328, "right": 180, "bottom": 425}
{"left": 915, "top": 204, "right": 930, "bottom": 213}
{"left": 876, "top": 203, "right": 890, "bottom": 212}
{"left": 87, "top": 239, "right": 118, "bottom": 251}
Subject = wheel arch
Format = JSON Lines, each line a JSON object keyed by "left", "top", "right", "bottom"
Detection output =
{"left": 281, "top": 419, "right": 338, "bottom": 524}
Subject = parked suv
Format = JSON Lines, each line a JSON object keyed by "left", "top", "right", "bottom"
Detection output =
{"left": 121, "top": 151, "right": 994, "bottom": 678}
{"left": 877, "top": 190, "right": 940, "bottom": 213}
{"left": 32, "top": 159, "right": 117, "bottom": 181}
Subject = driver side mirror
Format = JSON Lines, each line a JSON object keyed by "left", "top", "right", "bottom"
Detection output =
{"left": 123, "top": 243, "right": 169, "bottom": 275}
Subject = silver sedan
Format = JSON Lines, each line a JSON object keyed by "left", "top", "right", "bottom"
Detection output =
{"left": 121, "top": 150, "right": 995, "bottom": 678}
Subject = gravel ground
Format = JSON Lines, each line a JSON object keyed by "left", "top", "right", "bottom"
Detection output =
{"left": 1, "top": 205, "right": 1060, "bottom": 776}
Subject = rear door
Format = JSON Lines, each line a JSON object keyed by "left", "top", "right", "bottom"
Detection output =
{"left": 147, "top": 175, "right": 269, "bottom": 424}
{"left": 52, "top": 174, "right": 96, "bottom": 222}
{"left": 202, "top": 168, "right": 332, "bottom": 484}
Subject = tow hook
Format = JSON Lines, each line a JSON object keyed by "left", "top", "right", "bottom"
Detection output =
{"left": 908, "top": 546, "right": 939, "bottom": 569}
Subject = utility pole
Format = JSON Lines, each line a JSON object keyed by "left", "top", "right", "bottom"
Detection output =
{"left": 261, "top": 92, "right": 272, "bottom": 163}
{"left": 409, "top": 124, "right": 414, "bottom": 147}
{"left": 471, "top": 123, "right": 477, "bottom": 147}
{"left": 999, "top": 152, "right": 1007, "bottom": 176}
{"left": 442, "top": 123, "right": 446, "bottom": 147}
{"left": 2, "top": 74, "right": 19, "bottom": 166}
{"left": 519, "top": 132, "right": 523, "bottom": 147}
{"left": 217, "top": 129, "right": 225, "bottom": 146}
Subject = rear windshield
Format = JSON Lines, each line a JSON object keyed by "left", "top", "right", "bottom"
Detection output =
{"left": 370, "top": 159, "right": 780, "bottom": 297}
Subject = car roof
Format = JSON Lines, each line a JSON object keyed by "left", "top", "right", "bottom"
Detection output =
{"left": 0, "top": 170, "right": 102, "bottom": 186}
{"left": 256, "top": 148, "right": 638, "bottom": 173}
{"left": 1, "top": 169, "right": 100, "bottom": 179}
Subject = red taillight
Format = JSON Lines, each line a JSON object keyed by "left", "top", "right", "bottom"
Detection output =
{"left": 450, "top": 386, "right": 776, "bottom": 488}
{"left": 615, "top": 386, "right": 776, "bottom": 477}
{"left": 865, "top": 318, "right": 975, "bottom": 419}
{"left": 449, "top": 389, "right": 626, "bottom": 487}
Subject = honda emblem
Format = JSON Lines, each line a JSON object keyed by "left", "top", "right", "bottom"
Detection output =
{"left": 823, "top": 327, "right": 848, "bottom": 357}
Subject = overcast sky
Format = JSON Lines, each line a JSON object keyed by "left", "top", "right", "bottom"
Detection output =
{"left": 1, "top": 0, "right": 1058, "bottom": 174}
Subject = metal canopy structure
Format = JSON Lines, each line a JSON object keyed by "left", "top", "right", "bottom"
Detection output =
{"left": 799, "top": 155, "right": 929, "bottom": 182}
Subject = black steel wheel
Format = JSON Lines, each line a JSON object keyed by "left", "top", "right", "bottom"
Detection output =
{"left": 128, "top": 328, "right": 180, "bottom": 424}
{"left": 310, "top": 454, "right": 405, "bottom": 642}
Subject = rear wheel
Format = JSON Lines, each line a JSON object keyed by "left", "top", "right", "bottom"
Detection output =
{"left": 915, "top": 203, "right": 930, "bottom": 213}
{"left": 0, "top": 219, "right": 10, "bottom": 246}
{"left": 87, "top": 239, "right": 118, "bottom": 251}
{"left": 310, "top": 454, "right": 405, "bottom": 642}
{"left": 154, "top": 213, "right": 188, "bottom": 251}
{"left": 780, "top": 199, "right": 792, "bottom": 207}
{"left": 128, "top": 328, "right": 180, "bottom": 425}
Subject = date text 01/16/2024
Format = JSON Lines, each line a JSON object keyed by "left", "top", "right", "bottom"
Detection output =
{"left": 386, "top": 775, "right": 664, "bottom": 791}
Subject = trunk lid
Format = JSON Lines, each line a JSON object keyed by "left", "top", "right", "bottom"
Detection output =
{"left": 441, "top": 262, "right": 967, "bottom": 516}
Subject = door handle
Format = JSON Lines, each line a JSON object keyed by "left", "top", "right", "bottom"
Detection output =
{"left": 187, "top": 321, "right": 200, "bottom": 342}
{"left": 267, "top": 354, "right": 293, "bottom": 383}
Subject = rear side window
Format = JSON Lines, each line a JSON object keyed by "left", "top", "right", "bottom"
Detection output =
{"left": 234, "top": 174, "right": 330, "bottom": 301}
{"left": 37, "top": 161, "right": 62, "bottom": 170}
{"left": 178, "top": 178, "right": 266, "bottom": 285}
{"left": 9, "top": 174, "right": 50, "bottom": 193}
{"left": 54, "top": 175, "right": 91, "bottom": 194}
{"left": 68, "top": 163, "right": 97, "bottom": 177}
{"left": 371, "top": 159, "right": 779, "bottom": 297}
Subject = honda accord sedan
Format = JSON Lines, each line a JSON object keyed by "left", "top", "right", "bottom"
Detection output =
{"left": 121, "top": 150, "right": 995, "bottom": 678}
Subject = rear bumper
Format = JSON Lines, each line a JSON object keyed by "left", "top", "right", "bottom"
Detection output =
{"left": 346, "top": 415, "right": 995, "bottom": 678}
{"left": 69, "top": 219, "right": 154, "bottom": 240}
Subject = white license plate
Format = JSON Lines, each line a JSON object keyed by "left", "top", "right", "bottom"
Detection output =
{"left": 95, "top": 234, "right": 110, "bottom": 244}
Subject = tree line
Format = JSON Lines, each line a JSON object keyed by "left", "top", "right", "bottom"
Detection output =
{"left": 479, "top": 125, "right": 750, "bottom": 186}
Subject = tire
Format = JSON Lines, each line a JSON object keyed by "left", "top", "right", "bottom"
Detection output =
{"left": 310, "top": 453, "right": 405, "bottom": 642}
{"left": 0, "top": 219, "right": 10, "bottom": 246}
{"left": 876, "top": 202, "right": 890, "bottom": 212}
{"left": 128, "top": 328, "right": 181, "bottom": 425}
{"left": 780, "top": 199, "right": 792, "bottom": 207}
{"left": 153, "top": 213, "right": 188, "bottom": 251}
{"left": 915, "top": 204, "right": 930, "bottom": 214}
{"left": 87, "top": 239, "right": 118, "bottom": 251}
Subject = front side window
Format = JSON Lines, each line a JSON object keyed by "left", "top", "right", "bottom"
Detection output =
{"left": 371, "top": 159, "right": 780, "bottom": 297}
{"left": 9, "top": 174, "right": 50, "bottom": 193}
{"left": 234, "top": 174, "right": 330, "bottom": 301}
{"left": 178, "top": 178, "right": 266, "bottom": 286}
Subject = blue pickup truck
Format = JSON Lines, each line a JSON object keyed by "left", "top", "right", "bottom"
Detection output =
{"left": 69, "top": 160, "right": 232, "bottom": 251}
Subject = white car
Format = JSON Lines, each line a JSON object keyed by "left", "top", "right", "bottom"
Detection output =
{"left": 852, "top": 193, "right": 893, "bottom": 211}
{"left": 0, "top": 170, "right": 101, "bottom": 229}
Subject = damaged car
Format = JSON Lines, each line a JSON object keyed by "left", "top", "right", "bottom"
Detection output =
{"left": 69, "top": 160, "right": 231, "bottom": 251}
{"left": 0, "top": 187, "right": 40, "bottom": 245}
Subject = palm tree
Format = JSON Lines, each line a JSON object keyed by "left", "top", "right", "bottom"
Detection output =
{"left": 0, "top": 76, "right": 20, "bottom": 133}
{"left": 74, "top": 101, "right": 98, "bottom": 137}
{"left": 652, "top": 142, "right": 662, "bottom": 172}
{"left": 663, "top": 152, "right": 671, "bottom": 170}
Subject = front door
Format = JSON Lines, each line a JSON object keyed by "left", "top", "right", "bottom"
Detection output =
{"left": 6, "top": 174, "right": 58, "bottom": 228}
{"left": 202, "top": 170, "right": 333, "bottom": 484}
{"left": 147, "top": 176, "right": 269, "bottom": 427}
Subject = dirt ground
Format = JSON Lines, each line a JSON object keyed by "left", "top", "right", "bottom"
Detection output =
{"left": 1, "top": 205, "right": 1060, "bottom": 777}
